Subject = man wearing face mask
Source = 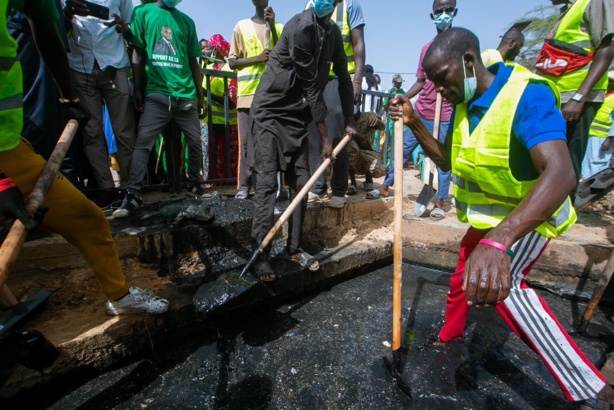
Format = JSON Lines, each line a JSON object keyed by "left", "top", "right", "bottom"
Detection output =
{"left": 535, "top": 0, "right": 614, "bottom": 185}
{"left": 375, "top": 0, "right": 455, "bottom": 222}
{"left": 390, "top": 27, "right": 614, "bottom": 408}
{"left": 246, "top": 0, "right": 357, "bottom": 280}
{"left": 481, "top": 27, "right": 526, "bottom": 67}
{"left": 113, "top": 0, "right": 206, "bottom": 217}
{"left": 229, "top": 0, "right": 284, "bottom": 200}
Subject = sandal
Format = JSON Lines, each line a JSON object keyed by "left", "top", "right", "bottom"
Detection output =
{"left": 363, "top": 182, "right": 375, "bottom": 191}
{"left": 235, "top": 190, "right": 249, "bottom": 199}
{"left": 366, "top": 189, "right": 388, "bottom": 200}
{"left": 346, "top": 184, "right": 357, "bottom": 195}
{"left": 285, "top": 250, "right": 319, "bottom": 271}
{"left": 254, "top": 259, "right": 276, "bottom": 281}
{"left": 430, "top": 207, "right": 445, "bottom": 221}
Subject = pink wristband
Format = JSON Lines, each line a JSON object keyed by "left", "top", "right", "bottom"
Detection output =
{"left": 478, "top": 239, "right": 514, "bottom": 257}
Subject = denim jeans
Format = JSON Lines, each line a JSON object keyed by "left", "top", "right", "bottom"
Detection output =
{"left": 384, "top": 115, "right": 451, "bottom": 199}
{"left": 127, "top": 93, "right": 202, "bottom": 195}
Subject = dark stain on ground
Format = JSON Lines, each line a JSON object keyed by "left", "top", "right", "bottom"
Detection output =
{"left": 5, "top": 264, "right": 613, "bottom": 409}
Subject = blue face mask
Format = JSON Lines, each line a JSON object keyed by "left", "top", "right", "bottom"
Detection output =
{"left": 162, "top": 0, "right": 182, "bottom": 8}
{"left": 310, "top": 0, "right": 336, "bottom": 18}
{"left": 462, "top": 59, "right": 477, "bottom": 103}
{"left": 433, "top": 12, "right": 454, "bottom": 31}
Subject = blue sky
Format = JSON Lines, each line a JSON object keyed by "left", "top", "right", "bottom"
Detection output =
{"left": 133, "top": 0, "right": 558, "bottom": 88}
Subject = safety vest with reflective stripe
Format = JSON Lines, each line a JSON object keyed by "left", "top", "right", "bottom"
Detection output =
{"left": 481, "top": 49, "right": 504, "bottom": 67}
{"left": 203, "top": 64, "right": 237, "bottom": 125}
{"left": 329, "top": 1, "right": 355, "bottom": 76}
{"left": 543, "top": 0, "right": 608, "bottom": 94}
{"left": 451, "top": 64, "right": 576, "bottom": 239}
{"left": 0, "top": 2, "right": 24, "bottom": 153}
{"left": 235, "top": 19, "right": 283, "bottom": 97}
{"left": 589, "top": 93, "right": 614, "bottom": 137}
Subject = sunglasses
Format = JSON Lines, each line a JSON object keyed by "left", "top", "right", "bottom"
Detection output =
{"left": 433, "top": 7, "right": 456, "bottom": 16}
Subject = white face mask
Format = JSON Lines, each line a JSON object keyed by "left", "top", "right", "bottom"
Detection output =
{"left": 462, "top": 59, "right": 477, "bottom": 103}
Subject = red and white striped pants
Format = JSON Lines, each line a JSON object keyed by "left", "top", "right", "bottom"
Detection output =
{"left": 439, "top": 227, "right": 606, "bottom": 402}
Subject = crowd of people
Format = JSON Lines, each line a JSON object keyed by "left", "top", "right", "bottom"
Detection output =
{"left": 1, "top": 0, "right": 614, "bottom": 407}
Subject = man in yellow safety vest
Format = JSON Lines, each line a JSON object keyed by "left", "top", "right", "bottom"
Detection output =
{"left": 481, "top": 27, "right": 525, "bottom": 67}
{"left": 391, "top": 27, "right": 614, "bottom": 407}
{"left": 535, "top": 0, "right": 614, "bottom": 183}
{"left": 229, "top": 0, "right": 283, "bottom": 199}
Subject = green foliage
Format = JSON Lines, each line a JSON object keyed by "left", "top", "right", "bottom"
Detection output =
{"left": 509, "top": 5, "right": 561, "bottom": 70}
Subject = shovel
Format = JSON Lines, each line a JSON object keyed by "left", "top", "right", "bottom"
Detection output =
{"left": 576, "top": 248, "right": 614, "bottom": 333}
{"left": 414, "top": 92, "right": 442, "bottom": 217}
{"left": 383, "top": 117, "right": 412, "bottom": 397}
{"left": 240, "top": 134, "right": 352, "bottom": 278}
{"left": 0, "top": 120, "right": 79, "bottom": 333}
{"left": 193, "top": 134, "right": 352, "bottom": 314}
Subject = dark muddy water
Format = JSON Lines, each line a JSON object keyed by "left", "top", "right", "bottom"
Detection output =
{"left": 7, "top": 264, "right": 614, "bottom": 409}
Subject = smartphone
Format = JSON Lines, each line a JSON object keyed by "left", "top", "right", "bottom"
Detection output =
{"left": 83, "top": 1, "right": 110, "bottom": 20}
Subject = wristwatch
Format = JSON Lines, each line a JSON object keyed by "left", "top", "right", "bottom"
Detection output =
{"left": 571, "top": 93, "right": 585, "bottom": 103}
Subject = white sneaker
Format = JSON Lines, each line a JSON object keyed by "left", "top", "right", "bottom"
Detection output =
{"left": 328, "top": 195, "right": 346, "bottom": 208}
{"left": 105, "top": 287, "right": 169, "bottom": 316}
{"left": 307, "top": 192, "right": 327, "bottom": 206}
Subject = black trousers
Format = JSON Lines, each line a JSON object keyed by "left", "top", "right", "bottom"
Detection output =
{"left": 565, "top": 101, "right": 600, "bottom": 182}
{"left": 251, "top": 162, "right": 309, "bottom": 256}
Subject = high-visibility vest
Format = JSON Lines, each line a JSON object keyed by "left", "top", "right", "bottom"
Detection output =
{"left": 451, "top": 64, "right": 576, "bottom": 239}
{"left": 481, "top": 49, "right": 504, "bottom": 67}
{"left": 235, "top": 19, "right": 283, "bottom": 97}
{"left": 542, "top": 0, "right": 608, "bottom": 94}
{"left": 329, "top": 1, "right": 355, "bottom": 76}
{"left": 0, "top": 1, "right": 23, "bottom": 152}
{"left": 589, "top": 93, "right": 614, "bottom": 137}
{"left": 203, "top": 64, "right": 237, "bottom": 125}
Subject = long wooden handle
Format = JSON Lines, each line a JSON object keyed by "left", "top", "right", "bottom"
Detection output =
{"left": 265, "top": 20, "right": 276, "bottom": 48}
{"left": 258, "top": 134, "right": 352, "bottom": 252}
{"left": 579, "top": 249, "right": 614, "bottom": 330}
{"left": 0, "top": 120, "right": 79, "bottom": 291}
{"left": 392, "top": 118, "right": 404, "bottom": 351}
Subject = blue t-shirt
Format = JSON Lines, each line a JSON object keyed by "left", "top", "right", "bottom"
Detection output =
{"left": 454, "top": 63, "right": 566, "bottom": 181}
{"left": 346, "top": 0, "right": 365, "bottom": 30}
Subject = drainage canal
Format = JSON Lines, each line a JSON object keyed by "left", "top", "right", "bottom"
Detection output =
{"left": 4, "top": 263, "right": 612, "bottom": 410}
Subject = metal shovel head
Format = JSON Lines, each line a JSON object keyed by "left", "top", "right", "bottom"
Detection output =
{"left": 0, "top": 290, "right": 52, "bottom": 336}
{"left": 193, "top": 269, "right": 260, "bottom": 314}
{"left": 383, "top": 355, "right": 413, "bottom": 398}
{"left": 415, "top": 183, "right": 437, "bottom": 217}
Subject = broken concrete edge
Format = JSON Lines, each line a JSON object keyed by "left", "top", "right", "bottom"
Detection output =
{"left": 0, "top": 239, "right": 394, "bottom": 399}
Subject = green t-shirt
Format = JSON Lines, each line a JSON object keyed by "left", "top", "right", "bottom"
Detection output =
{"left": 130, "top": 3, "right": 200, "bottom": 100}
{"left": 1, "top": 0, "right": 59, "bottom": 152}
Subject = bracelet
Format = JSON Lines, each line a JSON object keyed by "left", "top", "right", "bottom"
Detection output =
{"left": 478, "top": 239, "right": 514, "bottom": 257}
{"left": 59, "top": 97, "right": 80, "bottom": 104}
{"left": 353, "top": 80, "right": 362, "bottom": 84}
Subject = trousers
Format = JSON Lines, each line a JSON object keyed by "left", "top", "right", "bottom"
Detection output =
{"left": 439, "top": 227, "right": 605, "bottom": 402}
{"left": 1, "top": 140, "right": 128, "bottom": 300}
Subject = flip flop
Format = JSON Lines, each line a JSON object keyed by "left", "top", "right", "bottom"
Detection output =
{"left": 285, "top": 250, "right": 319, "bottom": 271}
{"left": 430, "top": 207, "right": 445, "bottom": 221}
{"left": 254, "top": 259, "right": 276, "bottom": 281}
{"left": 363, "top": 182, "right": 375, "bottom": 191}
{"left": 346, "top": 184, "right": 358, "bottom": 195}
{"left": 366, "top": 189, "right": 387, "bottom": 200}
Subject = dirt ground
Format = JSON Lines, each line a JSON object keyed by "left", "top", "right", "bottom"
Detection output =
{"left": 2, "top": 171, "right": 613, "bottom": 347}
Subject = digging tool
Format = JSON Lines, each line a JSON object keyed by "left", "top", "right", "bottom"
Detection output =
{"left": 240, "top": 134, "right": 352, "bottom": 279}
{"left": 383, "top": 116, "right": 413, "bottom": 398}
{"left": 577, "top": 248, "right": 614, "bottom": 333}
{"left": 0, "top": 120, "right": 78, "bottom": 333}
{"left": 414, "top": 92, "right": 442, "bottom": 217}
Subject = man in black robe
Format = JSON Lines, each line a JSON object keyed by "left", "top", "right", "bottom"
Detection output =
{"left": 246, "top": 0, "right": 357, "bottom": 280}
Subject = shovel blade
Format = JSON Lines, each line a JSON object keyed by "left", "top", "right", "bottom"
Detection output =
{"left": 0, "top": 290, "right": 51, "bottom": 336}
{"left": 383, "top": 355, "right": 413, "bottom": 398}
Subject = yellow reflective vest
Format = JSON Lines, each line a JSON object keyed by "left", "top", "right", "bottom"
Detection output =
{"left": 203, "top": 64, "right": 237, "bottom": 126}
{"left": 451, "top": 64, "right": 576, "bottom": 239}
{"left": 329, "top": 0, "right": 355, "bottom": 76}
{"left": 589, "top": 93, "right": 614, "bottom": 137}
{"left": 235, "top": 19, "right": 283, "bottom": 97}
{"left": 0, "top": 0, "right": 23, "bottom": 152}
{"left": 481, "top": 49, "right": 504, "bottom": 67}
{"left": 542, "top": 0, "right": 608, "bottom": 94}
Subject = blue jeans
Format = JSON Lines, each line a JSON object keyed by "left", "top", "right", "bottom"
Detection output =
{"left": 384, "top": 115, "right": 450, "bottom": 200}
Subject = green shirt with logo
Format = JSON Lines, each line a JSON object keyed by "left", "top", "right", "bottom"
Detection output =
{"left": 130, "top": 3, "right": 200, "bottom": 100}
